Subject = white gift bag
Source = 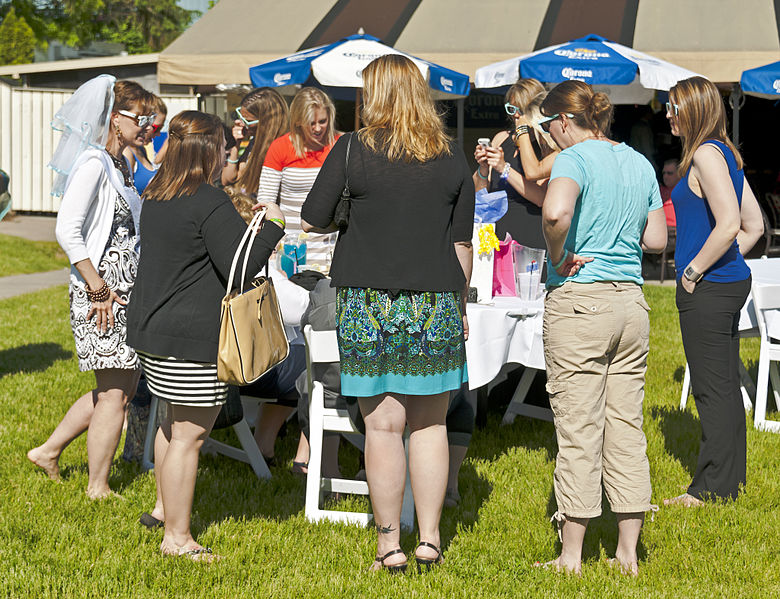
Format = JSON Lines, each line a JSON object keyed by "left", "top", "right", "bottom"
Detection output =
{"left": 471, "top": 223, "right": 497, "bottom": 304}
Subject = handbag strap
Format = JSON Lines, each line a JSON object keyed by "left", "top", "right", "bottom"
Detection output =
{"left": 226, "top": 208, "right": 266, "bottom": 295}
{"left": 343, "top": 132, "right": 353, "bottom": 196}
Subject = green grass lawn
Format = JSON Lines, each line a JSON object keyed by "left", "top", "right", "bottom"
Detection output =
{"left": 0, "top": 233, "right": 69, "bottom": 278}
{"left": 1, "top": 285, "right": 779, "bottom": 598}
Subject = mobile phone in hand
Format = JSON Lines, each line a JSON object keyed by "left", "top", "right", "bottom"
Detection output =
{"left": 477, "top": 137, "right": 491, "bottom": 148}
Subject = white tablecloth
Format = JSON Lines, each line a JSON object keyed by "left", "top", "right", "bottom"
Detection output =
{"left": 465, "top": 296, "right": 545, "bottom": 390}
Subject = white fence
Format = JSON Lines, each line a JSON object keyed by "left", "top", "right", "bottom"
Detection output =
{"left": 0, "top": 83, "right": 198, "bottom": 213}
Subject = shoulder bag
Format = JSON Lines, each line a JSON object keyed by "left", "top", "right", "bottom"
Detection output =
{"left": 332, "top": 132, "right": 353, "bottom": 230}
{"left": 217, "top": 209, "right": 290, "bottom": 385}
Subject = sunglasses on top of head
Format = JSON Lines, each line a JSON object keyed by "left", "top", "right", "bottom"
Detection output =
{"left": 236, "top": 106, "right": 259, "bottom": 127}
{"left": 117, "top": 110, "right": 156, "bottom": 128}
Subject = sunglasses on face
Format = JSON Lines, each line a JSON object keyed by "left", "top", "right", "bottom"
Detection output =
{"left": 537, "top": 112, "right": 575, "bottom": 133}
{"left": 117, "top": 110, "right": 156, "bottom": 128}
{"left": 666, "top": 101, "right": 679, "bottom": 116}
{"left": 504, "top": 103, "right": 522, "bottom": 116}
{"left": 150, "top": 123, "right": 163, "bottom": 133}
{"left": 236, "top": 106, "right": 259, "bottom": 127}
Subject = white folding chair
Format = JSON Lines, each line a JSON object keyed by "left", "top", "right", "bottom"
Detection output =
{"left": 141, "top": 394, "right": 272, "bottom": 479}
{"left": 751, "top": 283, "right": 780, "bottom": 432}
{"left": 302, "top": 325, "right": 415, "bottom": 530}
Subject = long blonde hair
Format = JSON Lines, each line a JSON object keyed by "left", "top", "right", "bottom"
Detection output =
{"left": 232, "top": 87, "right": 289, "bottom": 193}
{"left": 506, "top": 79, "right": 557, "bottom": 154}
{"left": 289, "top": 87, "right": 336, "bottom": 158}
{"left": 669, "top": 76, "right": 743, "bottom": 175}
{"left": 359, "top": 54, "right": 451, "bottom": 162}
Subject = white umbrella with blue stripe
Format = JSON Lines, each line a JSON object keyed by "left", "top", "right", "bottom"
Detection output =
{"left": 249, "top": 33, "right": 469, "bottom": 100}
{"left": 475, "top": 34, "right": 699, "bottom": 104}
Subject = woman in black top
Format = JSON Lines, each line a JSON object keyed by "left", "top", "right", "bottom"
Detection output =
{"left": 126, "top": 111, "right": 285, "bottom": 561}
{"left": 302, "top": 54, "right": 474, "bottom": 573}
{"left": 473, "top": 78, "right": 558, "bottom": 247}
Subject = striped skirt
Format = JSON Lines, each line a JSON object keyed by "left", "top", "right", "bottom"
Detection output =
{"left": 137, "top": 352, "right": 228, "bottom": 407}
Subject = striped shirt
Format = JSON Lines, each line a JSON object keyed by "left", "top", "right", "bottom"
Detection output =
{"left": 257, "top": 133, "right": 339, "bottom": 269}
{"left": 138, "top": 352, "right": 228, "bottom": 407}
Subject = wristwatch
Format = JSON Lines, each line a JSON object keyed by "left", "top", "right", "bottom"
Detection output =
{"left": 683, "top": 264, "right": 703, "bottom": 283}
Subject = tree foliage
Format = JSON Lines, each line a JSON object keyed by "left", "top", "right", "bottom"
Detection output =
{"left": 0, "top": 7, "right": 35, "bottom": 65}
{"left": 0, "top": 0, "right": 199, "bottom": 56}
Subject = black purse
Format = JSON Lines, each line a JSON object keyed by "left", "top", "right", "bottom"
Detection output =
{"left": 333, "top": 132, "right": 353, "bottom": 230}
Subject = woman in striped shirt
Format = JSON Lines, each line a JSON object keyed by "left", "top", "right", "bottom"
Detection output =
{"left": 257, "top": 87, "right": 340, "bottom": 270}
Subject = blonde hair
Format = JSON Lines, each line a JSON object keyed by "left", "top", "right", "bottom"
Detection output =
{"left": 359, "top": 54, "right": 451, "bottom": 162}
{"left": 541, "top": 79, "right": 614, "bottom": 136}
{"left": 289, "top": 87, "right": 335, "bottom": 158}
{"left": 232, "top": 87, "right": 289, "bottom": 194}
{"left": 224, "top": 186, "right": 255, "bottom": 224}
{"left": 506, "top": 79, "right": 557, "bottom": 154}
{"left": 669, "top": 76, "right": 743, "bottom": 175}
{"left": 143, "top": 111, "right": 224, "bottom": 202}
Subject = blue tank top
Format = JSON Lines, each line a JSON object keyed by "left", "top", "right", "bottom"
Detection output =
{"left": 133, "top": 158, "right": 156, "bottom": 194}
{"left": 671, "top": 139, "right": 750, "bottom": 283}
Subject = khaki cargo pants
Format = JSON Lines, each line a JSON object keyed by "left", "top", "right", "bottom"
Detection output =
{"left": 543, "top": 281, "right": 653, "bottom": 518}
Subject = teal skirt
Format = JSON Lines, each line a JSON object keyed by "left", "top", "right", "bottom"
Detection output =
{"left": 336, "top": 287, "right": 468, "bottom": 397}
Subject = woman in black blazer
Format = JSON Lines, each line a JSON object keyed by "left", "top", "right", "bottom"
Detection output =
{"left": 127, "top": 111, "right": 285, "bottom": 561}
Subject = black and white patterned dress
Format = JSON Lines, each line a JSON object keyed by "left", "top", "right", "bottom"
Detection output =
{"left": 69, "top": 191, "right": 139, "bottom": 371}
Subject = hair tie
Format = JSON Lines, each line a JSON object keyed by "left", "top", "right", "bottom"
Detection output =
{"left": 169, "top": 130, "right": 182, "bottom": 140}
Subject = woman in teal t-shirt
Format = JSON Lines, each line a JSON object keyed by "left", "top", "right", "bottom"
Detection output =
{"left": 536, "top": 80, "right": 667, "bottom": 576}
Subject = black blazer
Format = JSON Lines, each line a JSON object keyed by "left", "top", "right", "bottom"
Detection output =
{"left": 127, "top": 183, "right": 284, "bottom": 363}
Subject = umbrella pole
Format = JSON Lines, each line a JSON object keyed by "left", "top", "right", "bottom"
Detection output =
{"left": 456, "top": 98, "right": 464, "bottom": 149}
{"left": 354, "top": 88, "right": 362, "bottom": 131}
{"left": 729, "top": 84, "right": 744, "bottom": 147}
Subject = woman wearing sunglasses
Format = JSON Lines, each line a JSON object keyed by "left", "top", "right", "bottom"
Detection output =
{"left": 123, "top": 95, "right": 167, "bottom": 193}
{"left": 663, "top": 77, "right": 763, "bottom": 509}
{"left": 538, "top": 80, "right": 668, "bottom": 575}
{"left": 28, "top": 77, "right": 155, "bottom": 498}
{"left": 473, "top": 78, "right": 559, "bottom": 248}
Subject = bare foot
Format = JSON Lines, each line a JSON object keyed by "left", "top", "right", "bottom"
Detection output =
{"left": 663, "top": 493, "right": 704, "bottom": 507}
{"left": 533, "top": 557, "right": 581, "bottom": 575}
{"left": 607, "top": 557, "right": 639, "bottom": 577}
{"left": 86, "top": 487, "right": 124, "bottom": 500}
{"left": 161, "top": 539, "right": 220, "bottom": 563}
{"left": 27, "top": 447, "right": 61, "bottom": 481}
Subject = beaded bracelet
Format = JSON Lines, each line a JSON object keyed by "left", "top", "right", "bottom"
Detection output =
{"left": 515, "top": 124, "right": 530, "bottom": 138}
{"left": 226, "top": 158, "right": 239, "bottom": 164}
{"left": 268, "top": 217, "right": 285, "bottom": 229}
{"left": 500, "top": 162, "right": 511, "bottom": 181}
{"left": 85, "top": 280, "right": 110, "bottom": 303}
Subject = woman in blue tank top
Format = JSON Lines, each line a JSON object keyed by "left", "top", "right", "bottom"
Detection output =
{"left": 664, "top": 77, "right": 763, "bottom": 508}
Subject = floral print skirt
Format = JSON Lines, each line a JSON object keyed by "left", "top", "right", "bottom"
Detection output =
{"left": 336, "top": 287, "right": 468, "bottom": 397}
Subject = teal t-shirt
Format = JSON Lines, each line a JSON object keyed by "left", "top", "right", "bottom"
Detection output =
{"left": 546, "top": 140, "right": 662, "bottom": 288}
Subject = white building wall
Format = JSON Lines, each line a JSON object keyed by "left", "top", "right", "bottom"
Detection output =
{"left": 0, "top": 83, "right": 197, "bottom": 213}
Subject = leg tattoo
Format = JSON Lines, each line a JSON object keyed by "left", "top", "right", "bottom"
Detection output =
{"left": 375, "top": 523, "right": 396, "bottom": 535}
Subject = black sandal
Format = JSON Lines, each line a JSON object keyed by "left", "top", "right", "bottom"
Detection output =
{"left": 374, "top": 548, "right": 407, "bottom": 574}
{"left": 415, "top": 541, "right": 443, "bottom": 573}
{"left": 139, "top": 512, "right": 164, "bottom": 529}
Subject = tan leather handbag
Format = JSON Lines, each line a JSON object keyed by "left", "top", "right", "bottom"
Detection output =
{"left": 217, "top": 210, "right": 289, "bottom": 385}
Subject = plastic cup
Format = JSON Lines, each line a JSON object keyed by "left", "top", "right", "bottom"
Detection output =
{"left": 512, "top": 245, "right": 545, "bottom": 300}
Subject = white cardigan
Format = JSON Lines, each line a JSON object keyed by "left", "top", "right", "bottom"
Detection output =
{"left": 55, "top": 148, "right": 141, "bottom": 280}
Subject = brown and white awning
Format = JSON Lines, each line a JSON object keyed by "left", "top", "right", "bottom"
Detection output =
{"left": 159, "top": 0, "right": 780, "bottom": 86}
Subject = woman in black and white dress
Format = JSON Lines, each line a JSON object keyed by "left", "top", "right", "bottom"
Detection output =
{"left": 28, "top": 76, "right": 155, "bottom": 499}
{"left": 126, "top": 111, "right": 285, "bottom": 561}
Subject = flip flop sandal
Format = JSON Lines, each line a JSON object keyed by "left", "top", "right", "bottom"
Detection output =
{"left": 139, "top": 512, "right": 164, "bottom": 529}
{"left": 291, "top": 461, "right": 308, "bottom": 475}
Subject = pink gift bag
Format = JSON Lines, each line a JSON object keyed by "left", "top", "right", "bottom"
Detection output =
{"left": 493, "top": 233, "right": 519, "bottom": 296}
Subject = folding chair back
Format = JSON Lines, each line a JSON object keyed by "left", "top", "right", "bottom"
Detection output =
{"left": 751, "top": 282, "right": 780, "bottom": 432}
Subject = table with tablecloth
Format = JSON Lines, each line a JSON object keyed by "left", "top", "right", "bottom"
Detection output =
{"left": 465, "top": 296, "right": 550, "bottom": 423}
